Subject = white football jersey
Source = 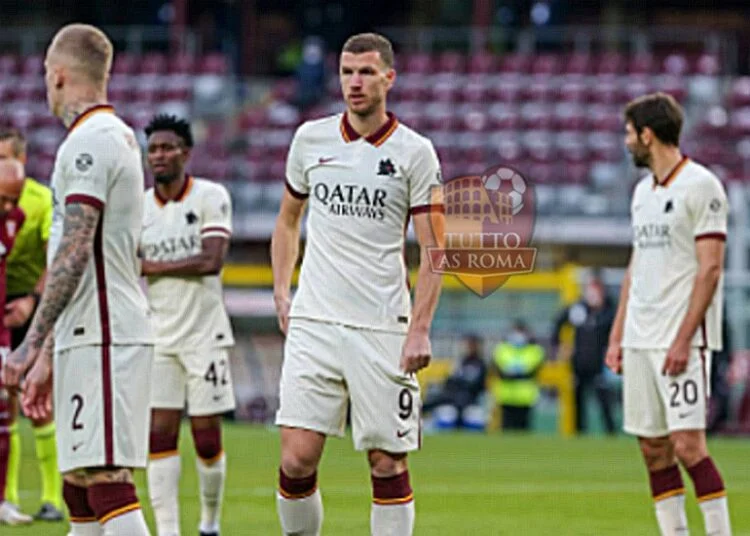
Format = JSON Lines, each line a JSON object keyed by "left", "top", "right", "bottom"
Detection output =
{"left": 286, "top": 112, "right": 443, "bottom": 333}
{"left": 141, "top": 176, "right": 234, "bottom": 351}
{"left": 48, "top": 105, "right": 153, "bottom": 351}
{"left": 623, "top": 158, "right": 728, "bottom": 350}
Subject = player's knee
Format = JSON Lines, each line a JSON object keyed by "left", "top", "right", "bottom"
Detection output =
{"left": 192, "top": 425, "right": 222, "bottom": 463}
{"left": 368, "top": 450, "right": 408, "bottom": 477}
{"left": 671, "top": 431, "right": 708, "bottom": 467}
{"left": 638, "top": 437, "right": 674, "bottom": 471}
{"left": 280, "top": 448, "right": 320, "bottom": 479}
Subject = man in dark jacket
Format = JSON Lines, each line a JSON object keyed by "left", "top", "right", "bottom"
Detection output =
{"left": 553, "top": 276, "right": 616, "bottom": 434}
{"left": 422, "top": 334, "right": 487, "bottom": 426}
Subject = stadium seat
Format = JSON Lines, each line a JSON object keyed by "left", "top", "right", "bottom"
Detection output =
{"left": 0, "top": 54, "right": 18, "bottom": 75}
{"left": 437, "top": 51, "right": 466, "bottom": 73}
{"left": 467, "top": 52, "right": 498, "bottom": 74}
{"left": 498, "top": 53, "right": 531, "bottom": 74}
{"left": 595, "top": 52, "right": 626, "bottom": 75}
{"left": 564, "top": 54, "right": 592, "bottom": 75}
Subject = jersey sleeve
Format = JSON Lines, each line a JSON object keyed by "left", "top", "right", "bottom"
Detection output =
{"left": 285, "top": 125, "right": 309, "bottom": 199}
{"left": 201, "top": 185, "right": 232, "bottom": 239}
{"left": 408, "top": 139, "right": 444, "bottom": 214}
{"left": 690, "top": 176, "right": 729, "bottom": 240}
{"left": 59, "top": 132, "right": 112, "bottom": 210}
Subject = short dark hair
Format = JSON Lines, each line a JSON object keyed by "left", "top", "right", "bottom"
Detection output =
{"left": 144, "top": 114, "right": 193, "bottom": 148}
{"left": 624, "top": 92, "right": 684, "bottom": 146}
{"left": 0, "top": 128, "right": 27, "bottom": 157}
{"left": 341, "top": 33, "right": 394, "bottom": 68}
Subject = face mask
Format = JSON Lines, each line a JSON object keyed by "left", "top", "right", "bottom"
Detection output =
{"left": 507, "top": 331, "right": 528, "bottom": 347}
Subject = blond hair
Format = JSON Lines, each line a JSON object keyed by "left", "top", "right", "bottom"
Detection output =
{"left": 49, "top": 23, "right": 113, "bottom": 86}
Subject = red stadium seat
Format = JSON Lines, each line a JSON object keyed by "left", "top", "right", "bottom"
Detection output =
{"left": 531, "top": 54, "right": 561, "bottom": 75}
{"left": 21, "top": 55, "right": 43, "bottom": 76}
{"left": 467, "top": 52, "right": 498, "bottom": 74}
{"left": 199, "top": 53, "right": 230, "bottom": 75}
{"left": 460, "top": 77, "right": 489, "bottom": 103}
{"left": 169, "top": 54, "right": 195, "bottom": 74}
{"left": 564, "top": 54, "right": 591, "bottom": 75}
{"left": 403, "top": 52, "right": 433, "bottom": 74}
{"left": 140, "top": 53, "right": 167, "bottom": 75}
{"left": 112, "top": 53, "right": 138, "bottom": 75}
{"left": 498, "top": 53, "right": 530, "bottom": 74}
{"left": 430, "top": 76, "right": 460, "bottom": 103}
{"left": 553, "top": 102, "right": 587, "bottom": 131}
{"left": 520, "top": 103, "right": 553, "bottom": 130}
{"left": 587, "top": 104, "right": 622, "bottom": 132}
{"left": 523, "top": 76, "right": 555, "bottom": 102}
{"left": 661, "top": 53, "right": 690, "bottom": 76}
{"left": 588, "top": 132, "right": 622, "bottom": 161}
{"left": 729, "top": 77, "right": 750, "bottom": 107}
{"left": 589, "top": 75, "right": 619, "bottom": 104}
{"left": 489, "top": 74, "right": 522, "bottom": 102}
{"left": 695, "top": 54, "right": 721, "bottom": 76}
{"left": 557, "top": 75, "right": 588, "bottom": 102}
{"left": 595, "top": 52, "right": 626, "bottom": 75}
{"left": 459, "top": 109, "right": 489, "bottom": 132}
{"left": 0, "top": 54, "right": 18, "bottom": 75}
{"left": 488, "top": 103, "right": 521, "bottom": 130}
{"left": 628, "top": 54, "right": 655, "bottom": 75}
{"left": 621, "top": 76, "right": 652, "bottom": 103}
{"left": 436, "top": 51, "right": 465, "bottom": 74}
{"left": 524, "top": 130, "right": 556, "bottom": 163}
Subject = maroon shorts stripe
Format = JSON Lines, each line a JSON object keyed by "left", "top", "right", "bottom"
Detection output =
{"left": 65, "top": 194, "right": 105, "bottom": 211}
{"left": 93, "top": 215, "right": 113, "bottom": 465}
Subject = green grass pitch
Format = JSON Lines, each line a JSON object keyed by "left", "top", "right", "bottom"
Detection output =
{"left": 9, "top": 421, "right": 750, "bottom": 535}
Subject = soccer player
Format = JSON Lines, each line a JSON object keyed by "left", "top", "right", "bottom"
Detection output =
{"left": 0, "top": 159, "right": 30, "bottom": 526}
{"left": 0, "top": 128, "right": 63, "bottom": 523}
{"left": 140, "top": 114, "right": 235, "bottom": 536}
{"left": 606, "top": 92, "right": 733, "bottom": 536}
{"left": 271, "top": 33, "right": 444, "bottom": 536}
{"left": 1, "top": 24, "right": 154, "bottom": 536}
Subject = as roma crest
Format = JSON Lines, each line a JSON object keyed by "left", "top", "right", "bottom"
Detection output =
{"left": 428, "top": 165, "right": 537, "bottom": 298}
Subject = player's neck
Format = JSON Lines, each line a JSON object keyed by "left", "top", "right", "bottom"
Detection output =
{"left": 346, "top": 108, "right": 389, "bottom": 139}
{"left": 155, "top": 173, "right": 188, "bottom": 200}
{"left": 60, "top": 93, "right": 108, "bottom": 128}
{"left": 651, "top": 147, "right": 684, "bottom": 185}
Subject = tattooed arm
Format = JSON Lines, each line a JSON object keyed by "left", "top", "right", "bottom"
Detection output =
{"left": 27, "top": 202, "right": 101, "bottom": 348}
{"left": 3, "top": 201, "right": 101, "bottom": 385}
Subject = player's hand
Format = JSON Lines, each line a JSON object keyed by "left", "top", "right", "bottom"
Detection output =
{"left": 604, "top": 342, "right": 622, "bottom": 374}
{"left": 2, "top": 340, "right": 37, "bottom": 391}
{"left": 662, "top": 338, "right": 690, "bottom": 376}
{"left": 401, "top": 330, "right": 431, "bottom": 374}
{"left": 4, "top": 295, "right": 36, "bottom": 328}
{"left": 21, "top": 351, "right": 53, "bottom": 421}
{"left": 274, "top": 295, "right": 291, "bottom": 335}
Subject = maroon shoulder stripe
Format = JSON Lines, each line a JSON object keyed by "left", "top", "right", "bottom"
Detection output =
{"left": 410, "top": 204, "right": 445, "bottom": 215}
{"left": 285, "top": 181, "right": 309, "bottom": 200}
{"left": 66, "top": 194, "right": 105, "bottom": 210}
{"left": 695, "top": 232, "right": 726, "bottom": 242}
{"left": 201, "top": 226, "right": 231, "bottom": 236}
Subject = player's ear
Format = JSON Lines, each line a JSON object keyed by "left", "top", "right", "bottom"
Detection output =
{"left": 385, "top": 68, "right": 396, "bottom": 89}
{"left": 638, "top": 127, "right": 653, "bottom": 147}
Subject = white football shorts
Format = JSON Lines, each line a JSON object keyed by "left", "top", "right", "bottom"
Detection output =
{"left": 276, "top": 318, "right": 422, "bottom": 453}
{"left": 150, "top": 347, "right": 236, "bottom": 417}
{"left": 55, "top": 344, "right": 153, "bottom": 473}
{"left": 622, "top": 347, "right": 712, "bottom": 437}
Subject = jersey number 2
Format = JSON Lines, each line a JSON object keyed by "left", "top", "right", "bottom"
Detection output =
{"left": 204, "top": 360, "right": 228, "bottom": 387}
{"left": 71, "top": 394, "right": 84, "bottom": 430}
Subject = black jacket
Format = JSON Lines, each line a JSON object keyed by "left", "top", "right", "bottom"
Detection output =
{"left": 553, "top": 298, "right": 616, "bottom": 377}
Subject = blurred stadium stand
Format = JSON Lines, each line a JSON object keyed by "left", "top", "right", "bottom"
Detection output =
{"left": 2, "top": 4, "right": 750, "bottom": 433}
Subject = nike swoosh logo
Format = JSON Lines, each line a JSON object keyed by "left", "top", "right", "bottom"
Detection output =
{"left": 318, "top": 157, "right": 335, "bottom": 164}
{"left": 72, "top": 442, "right": 84, "bottom": 452}
{"left": 212, "top": 395, "right": 224, "bottom": 402}
{"left": 396, "top": 429, "right": 411, "bottom": 438}
{"left": 678, "top": 412, "right": 694, "bottom": 419}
